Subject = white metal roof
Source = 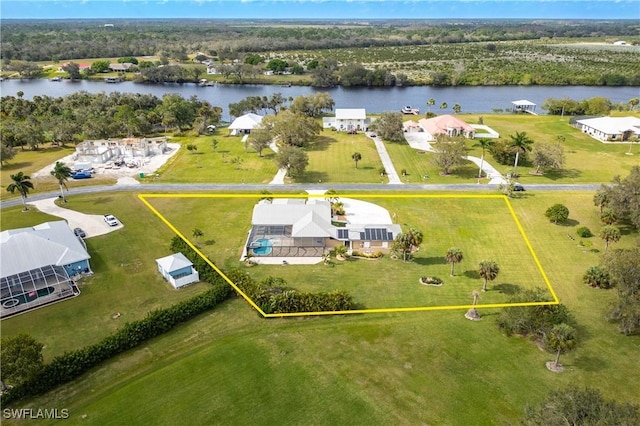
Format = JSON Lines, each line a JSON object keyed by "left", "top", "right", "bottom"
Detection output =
{"left": 0, "top": 221, "right": 90, "bottom": 278}
{"left": 576, "top": 116, "right": 640, "bottom": 135}
{"left": 155, "top": 252, "right": 193, "bottom": 273}
{"left": 228, "top": 113, "right": 264, "bottom": 130}
{"left": 335, "top": 109, "right": 367, "bottom": 120}
{"left": 511, "top": 100, "right": 536, "bottom": 106}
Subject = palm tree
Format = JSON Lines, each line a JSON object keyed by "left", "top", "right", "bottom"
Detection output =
{"left": 445, "top": 247, "right": 464, "bottom": 276}
{"left": 6, "top": 172, "right": 34, "bottom": 211}
{"left": 509, "top": 131, "right": 534, "bottom": 176}
{"left": 478, "top": 260, "right": 500, "bottom": 292}
{"left": 452, "top": 103, "right": 461, "bottom": 114}
{"left": 50, "top": 161, "right": 72, "bottom": 203}
{"left": 427, "top": 98, "right": 435, "bottom": 113}
{"left": 351, "top": 152, "right": 362, "bottom": 169}
{"left": 599, "top": 225, "right": 621, "bottom": 252}
{"left": 475, "top": 138, "right": 494, "bottom": 183}
{"left": 393, "top": 228, "right": 423, "bottom": 262}
{"left": 600, "top": 208, "right": 617, "bottom": 225}
{"left": 544, "top": 323, "right": 577, "bottom": 371}
{"left": 440, "top": 102, "right": 448, "bottom": 111}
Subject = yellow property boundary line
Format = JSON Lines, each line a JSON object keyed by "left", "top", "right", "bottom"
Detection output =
{"left": 138, "top": 193, "right": 559, "bottom": 318}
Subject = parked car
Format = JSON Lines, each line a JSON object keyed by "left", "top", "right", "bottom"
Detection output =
{"left": 513, "top": 184, "right": 526, "bottom": 192}
{"left": 71, "top": 170, "right": 92, "bottom": 179}
{"left": 103, "top": 214, "right": 119, "bottom": 226}
{"left": 73, "top": 228, "right": 86, "bottom": 238}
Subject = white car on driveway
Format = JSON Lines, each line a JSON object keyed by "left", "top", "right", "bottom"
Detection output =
{"left": 103, "top": 214, "right": 119, "bottom": 227}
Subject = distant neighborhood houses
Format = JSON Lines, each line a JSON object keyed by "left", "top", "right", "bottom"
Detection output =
{"left": 108, "top": 62, "right": 137, "bottom": 72}
{"left": 573, "top": 116, "right": 640, "bottom": 142}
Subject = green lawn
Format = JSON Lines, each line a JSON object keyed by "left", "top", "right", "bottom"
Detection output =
{"left": 386, "top": 113, "right": 640, "bottom": 185}
{"left": 153, "top": 134, "right": 278, "bottom": 183}
{"left": 384, "top": 140, "right": 481, "bottom": 184}
{"left": 454, "top": 114, "right": 640, "bottom": 184}
{"left": 148, "top": 194, "right": 553, "bottom": 309}
{"left": 294, "top": 132, "right": 386, "bottom": 184}
{"left": 0, "top": 193, "right": 211, "bottom": 360}
{"left": 2, "top": 191, "right": 640, "bottom": 425}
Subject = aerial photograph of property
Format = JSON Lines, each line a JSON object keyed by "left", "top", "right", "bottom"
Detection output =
{"left": 0, "top": 0, "right": 639, "bottom": 424}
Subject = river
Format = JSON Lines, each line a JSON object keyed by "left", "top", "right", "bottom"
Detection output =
{"left": 1, "top": 78, "right": 638, "bottom": 120}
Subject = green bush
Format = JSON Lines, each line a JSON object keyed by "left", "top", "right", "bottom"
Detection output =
{"left": 545, "top": 204, "right": 570, "bottom": 224}
{"left": 351, "top": 250, "right": 383, "bottom": 259}
{"left": 583, "top": 265, "right": 613, "bottom": 289}
{"left": 576, "top": 226, "right": 593, "bottom": 238}
{"left": 496, "top": 288, "right": 574, "bottom": 337}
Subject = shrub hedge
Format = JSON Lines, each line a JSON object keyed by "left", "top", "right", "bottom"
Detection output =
{"left": 2, "top": 238, "right": 233, "bottom": 406}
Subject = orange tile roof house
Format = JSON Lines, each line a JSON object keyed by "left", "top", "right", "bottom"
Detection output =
{"left": 416, "top": 115, "right": 476, "bottom": 140}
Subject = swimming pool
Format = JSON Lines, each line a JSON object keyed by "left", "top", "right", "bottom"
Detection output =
{"left": 251, "top": 238, "right": 273, "bottom": 256}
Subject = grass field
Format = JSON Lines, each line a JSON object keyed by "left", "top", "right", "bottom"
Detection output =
{"left": 0, "top": 194, "right": 211, "bottom": 359}
{"left": 153, "top": 134, "right": 278, "bottom": 183}
{"left": 1, "top": 191, "right": 639, "bottom": 425}
{"left": 295, "top": 132, "right": 386, "bottom": 184}
{"left": 146, "top": 194, "right": 554, "bottom": 310}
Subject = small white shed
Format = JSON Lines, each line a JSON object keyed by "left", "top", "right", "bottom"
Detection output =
{"left": 155, "top": 253, "right": 200, "bottom": 289}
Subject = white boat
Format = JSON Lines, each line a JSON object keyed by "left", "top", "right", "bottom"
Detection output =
{"left": 401, "top": 106, "right": 420, "bottom": 115}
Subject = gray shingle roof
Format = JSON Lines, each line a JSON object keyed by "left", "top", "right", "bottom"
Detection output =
{"left": 0, "top": 221, "right": 91, "bottom": 278}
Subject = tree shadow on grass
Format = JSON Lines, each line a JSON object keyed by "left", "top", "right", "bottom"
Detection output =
{"left": 91, "top": 196, "right": 114, "bottom": 205}
{"left": 414, "top": 256, "right": 447, "bottom": 266}
{"left": 463, "top": 270, "right": 481, "bottom": 279}
{"left": 2, "top": 161, "right": 33, "bottom": 171}
{"left": 543, "top": 168, "right": 582, "bottom": 181}
{"left": 493, "top": 283, "right": 522, "bottom": 295}
{"left": 204, "top": 239, "right": 216, "bottom": 246}
{"left": 305, "top": 138, "right": 332, "bottom": 152}
{"left": 573, "top": 354, "right": 608, "bottom": 372}
{"left": 557, "top": 218, "right": 580, "bottom": 227}
{"left": 298, "top": 171, "right": 329, "bottom": 184}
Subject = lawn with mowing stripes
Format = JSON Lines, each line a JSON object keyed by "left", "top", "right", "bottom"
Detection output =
{"left": 3, "top": 191, "right": 639, "bottom": 425}
{"left": 0, "top": 193, "right": 211, "bottom": 360}
{"left": 295, "top": 133, "right": 386, "bottom": 184}
{"left": 146, "top": 194, "right": 553, "bottom": 310}
{"left": 153, "top": 135, "right": 278, "bottom": 183}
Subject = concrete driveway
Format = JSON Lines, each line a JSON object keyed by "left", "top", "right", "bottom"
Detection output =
{"left": 28, "top": 197, "right": 124, "bottom": 238}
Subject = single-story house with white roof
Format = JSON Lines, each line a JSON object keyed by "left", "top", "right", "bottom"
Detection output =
{"left": 228, "top": 113, "right": 264, "bottom": 136}
{"left": 322, "top": 108, "right": 372, "bottom": 131}
{"left": 155, "top": 253, "right": 200, "bottom": 289}
{"left": 575, "top": 116, "right": 640, "bottom": 142}
{"left": 246, "top": 198, "right": 401, "bottom": 258}
{"left": 1, "top": 221, "right": 90, "bottom": 319}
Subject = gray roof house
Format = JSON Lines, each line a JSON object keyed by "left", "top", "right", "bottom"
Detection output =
{"left": 1, "top": 221, "right": 91, "bottom": 319}
{"left": 156, "top": 253, "right": 200, "bottom": 289}
{"left": 246, "top": 199, "right": 401, "bottom": 259}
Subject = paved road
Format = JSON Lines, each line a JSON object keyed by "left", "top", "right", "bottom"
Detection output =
{"left": 0, "top": 182, "right": 603, "bottom": 209}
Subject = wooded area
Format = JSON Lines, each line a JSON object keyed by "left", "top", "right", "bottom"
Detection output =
{"left": 1, "top": 19, "right": 639, "bottom": 87}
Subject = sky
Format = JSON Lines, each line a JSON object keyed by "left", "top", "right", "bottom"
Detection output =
{"left": 0, "top": 0, "right": 638, "bottom": 20}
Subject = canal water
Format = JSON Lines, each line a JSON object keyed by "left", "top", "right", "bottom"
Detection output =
{"left": 1, "top": 78, "right": 638, "bottom": 120}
